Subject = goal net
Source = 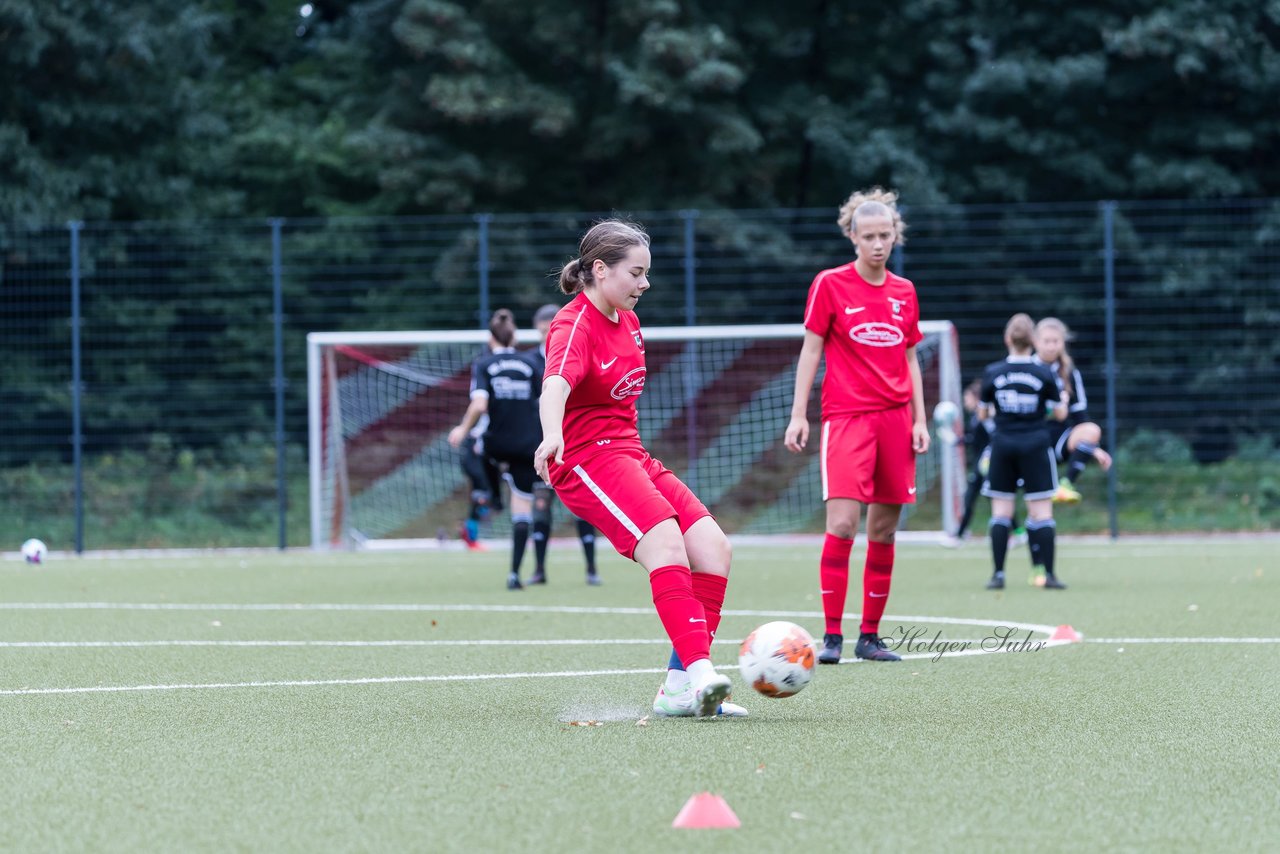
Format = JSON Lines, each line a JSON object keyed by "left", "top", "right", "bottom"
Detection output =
{"left": 308, "top": 323, "right": 964, "bottom": 549}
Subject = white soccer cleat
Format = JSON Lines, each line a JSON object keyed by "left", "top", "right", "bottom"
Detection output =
{"left": 652, "top": 682, "right": 747, "bottom": 718}
{"left": 653, "top": 682, "right": 695, "bottom": 717}
{"left": 692, "top": 673, "right": 732, "bottom": 718}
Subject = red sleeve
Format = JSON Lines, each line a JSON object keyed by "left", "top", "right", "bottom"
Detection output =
{"left": 802, "top": 271, "right": 833, "bottom": 337}
{"left": 543, "top": 304, "right": 592, "bottom": 389}
{"left": 905, "top": 284, "right": 924, "bottom": 348}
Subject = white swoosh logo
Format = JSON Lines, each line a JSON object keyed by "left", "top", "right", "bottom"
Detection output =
{"left": 907, "top": 487, "right": 917, "bottom": 494}
{"left": 845, "top": 306, "right": 866, "bottom": 315}
{"left": 600, "top": 357, "right": 618, "bottom": 369}
{"left": 688, "top": 618, "right": 706, "bottom": 623}
{"left": 869, "top": 592, "right": 888, "bottom": 598}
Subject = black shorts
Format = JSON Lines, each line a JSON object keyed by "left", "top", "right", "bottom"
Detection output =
{"left": 1047, "top": 421, "right": 1072, "bottom": 462}
{"left": 982, "top": 431, "right": 1058, "bottom": 501}
{"left": 486, "top": 448, "right": 541, "bottom": 499}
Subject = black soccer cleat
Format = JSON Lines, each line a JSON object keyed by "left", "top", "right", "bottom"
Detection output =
{"left": 986, "top": 572, "right": 1006, "bottom": 590}
{"left": 818, "top": 633, "right": 844, "bottom": 664}
{"left": 506, "top": 574, "right": 523, "bottom": 591}
{"left": 528, "top": 572, "right": 547, "bottom": 585}
{"left": 855, "top": 632, "right": 901, "bottom": 662}
{"left": 1043, "top": 574, "right": 1068, "bottom": 590}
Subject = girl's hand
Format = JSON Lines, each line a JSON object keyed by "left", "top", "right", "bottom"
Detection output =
{"left": 912, "top": 421, "right": 931, "bottom": 454}
{"left": 534, "top": 435, "right": 564, "bottom": 483}
{"left": 783, "top": 416, "right": 810, "bottom": 453}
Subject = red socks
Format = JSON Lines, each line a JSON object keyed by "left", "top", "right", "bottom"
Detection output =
{"left": 820, "top": 533, "right": 854, "bottom": 635}
{"left": 860, "top": 540, "right": 894, "bottom": 635}
{"left": 649, "top": 565, "right": 711, "bottom": 666}
{"left": 691, "top": 572, "right": 727, "bottom": 641}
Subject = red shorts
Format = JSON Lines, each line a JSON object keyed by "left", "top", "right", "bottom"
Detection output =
{"left": 548, "top": 440, "right": 710, "bottom": 561}
{"left": 821, "top": 404, "right": 918, "bottom": 504}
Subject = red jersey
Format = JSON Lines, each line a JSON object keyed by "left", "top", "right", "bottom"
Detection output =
{"left": 802, "top": 263, "right": 923, "bottom": 418}
{"left": 543, "top": 292, "right": 647, "bottom": 459}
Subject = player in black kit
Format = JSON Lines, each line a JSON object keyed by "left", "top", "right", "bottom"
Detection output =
{"left": 449, "top": 307, "right": 601, "bottom": 589}
{"left": 979, "top": 314, "right": 1070, "bottom": 590}
{"left": 449, "top": 309, "right": 544, "bottom": 589}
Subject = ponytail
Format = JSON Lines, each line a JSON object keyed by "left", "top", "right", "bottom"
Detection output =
{"left": 557, "top": 258, "right": 590, "bottom": 295}
{"left": 489, "top": 308, "right": 516, "bottom": 348}
{"left": 1004, "top": 313, "right": 1035, "bottom": 352}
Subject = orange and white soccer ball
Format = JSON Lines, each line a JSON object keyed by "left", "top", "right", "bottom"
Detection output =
{"left": 738, "top": 621, "right": 816, "bottom": 698}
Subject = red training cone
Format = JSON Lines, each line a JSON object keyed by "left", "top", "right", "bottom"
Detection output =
{"left": 1050, "top": 624, "right": 1082, "bottom": 642}
{"left": 672, "top": 792, "right": 741, "bottom": 829}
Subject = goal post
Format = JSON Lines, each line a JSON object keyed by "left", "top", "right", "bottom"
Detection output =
{"left": 307, "top": 322, "right": 964, "bottom": 550}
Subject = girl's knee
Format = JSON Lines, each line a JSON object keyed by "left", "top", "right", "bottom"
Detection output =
{"left": 827, "top": 521, "right": 857, "bottom": 540}
{"left": 1075, "top": 422, "right": 1102, "bottom": 444}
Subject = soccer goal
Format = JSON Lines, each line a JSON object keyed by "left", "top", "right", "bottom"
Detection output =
{"left": 307, "top": 322, "right": 964, "bottom": 550}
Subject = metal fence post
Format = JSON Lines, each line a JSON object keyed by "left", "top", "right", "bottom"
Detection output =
{"left": 475, "top": 214, "right": 492, "bottom": 328}
{"left": 271, "top": 219, "right": 288, "bottom": 550}
{"left": 681, "top": 210, "right": 698, "bottom": 326}
{"left": 1102, "top": 201, "right": 1119, "bottom": 540}
{"left": 681, "top": 210, "right": 699, "bottom": 491}
{"left": 69, "top": 221, "right": 84, "bottom": 554}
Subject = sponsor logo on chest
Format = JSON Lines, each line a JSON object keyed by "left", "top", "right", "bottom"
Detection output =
{"left": 610, "top": 367, "right": 647, "bottom": 400}
{"left": 850, "top": 322, "right": 905, "bottom": 347}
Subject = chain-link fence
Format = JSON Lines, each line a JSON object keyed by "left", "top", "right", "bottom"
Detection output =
{"left": 4, "top": 200, "right": 1278, "bottom": 549}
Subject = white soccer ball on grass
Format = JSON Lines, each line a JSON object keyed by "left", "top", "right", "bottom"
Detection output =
{"left": 21, "top": 538, "right": 48, "bottom": 564}
{"left": 738, "top": 621, "right": 816, "bottom": 698}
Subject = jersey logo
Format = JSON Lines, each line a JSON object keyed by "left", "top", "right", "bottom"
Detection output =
{"left": 844, "top": 306, "right": 866, "bottom": 315}
{"left": 849, "top": 322, "right": 905, "bottom": 347}
{"left": 888, "top": 297, "right": 905, "bottom": 315}
{"left": 610, "top": 367, "right": 646, "bottom": 400}
{"left": 632, "top": 330, "right": 644, "bottom": 352}
{"left": 600, "top": 356, "right": 618, "bottom": 370}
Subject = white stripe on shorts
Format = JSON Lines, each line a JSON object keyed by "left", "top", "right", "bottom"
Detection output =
{"left": 572, "top": 464, "right": 644, "bottom": 539}
{"left": 1024, "top": 448, "right": 1061, "bottom": 501}
{"left": 820, "top": 421, "right": 831, "bottom": 502}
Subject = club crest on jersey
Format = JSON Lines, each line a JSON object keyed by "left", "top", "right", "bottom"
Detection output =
{"left": 610, "top": 367, "right": 647, "bottom": 400}
{"left": 632, "top": 330, "right": 644, "bottom": 351}
{"left": 888, "top": 297, "right": 905, "bottom": 315}
{"left": 850, "top": 322, "right": 905, "bottom": 347}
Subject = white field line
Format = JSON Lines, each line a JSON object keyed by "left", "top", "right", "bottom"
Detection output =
{"left": 0, "top": 635, "right": 1014, "bottom": 649}
{"left": 0, "top": 605, "right": 1070, "bottom": 696}
{"left": 0, "top": 668, "right": 670, "bottom": 696}
{"left": 0, "top": 642, "right": 1079, "bottom": 697}
{"left": 0, "top": 638, "right": 692, "bottom": 649}
{"left": 0, "top": 602, "right": 1059, "bottom": 636}
{"left": 7, "top": 636, "right": 1273, "bottom": 651}
{"left": 1087, "top": 637, "right": 1280, "bottom": 644}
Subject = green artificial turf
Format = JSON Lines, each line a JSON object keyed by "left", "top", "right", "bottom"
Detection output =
{"left": 1, "top": 539, "right": 1277, "bottom": 852}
